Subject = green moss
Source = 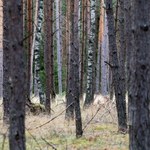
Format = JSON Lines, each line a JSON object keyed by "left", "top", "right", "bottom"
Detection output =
{"left": 29, "top": 103, "right": 45, "bottom": 115}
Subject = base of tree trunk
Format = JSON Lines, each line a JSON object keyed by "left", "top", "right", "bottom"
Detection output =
{"left": 26, "top": 102, "right": 45, "bottom": 115}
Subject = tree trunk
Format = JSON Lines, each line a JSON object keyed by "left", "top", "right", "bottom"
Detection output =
{"left": 79, "top": 0, "right": 86, "bottom": 100}
{"left": 101, "top": 11, "right": 109, "bottom": 96}
{"left": 116, "top": 0, "right": 126, "bottom": 110}
{"left": 34, "top": 0, "right": 45, "bottom": 104}
{"left": 0, "top": 0, "right": 2, "bottom": 99}
{"left": 3, "top": 0, "right": 26, "bottom": 149}
{"left": 74, "top": 0, "right": 83, "bottom": 137}
{"left": 44, "top": 0, "right": 54, "bottom": 114}
{"left": 30, "top": 0, "right": 39, "bottom": 97}
{"left": 128, "top": 0, "right": 150, "bottom": 149}
{"left": 66, "top": 2, "right": 83, "bottom": 138}
{"left": 65, "top": 0, "right": 70, "bottom": 93}
{"left": 105, "top": 0, "right": 127, "bottom": 131}
{"left": 3, "top": 0, "right": 11, "bottom": 123}
{"left": 66, "top": 1, "right": 74, "bottom": 120}
{"left": 56, "top": 0, "right": 62, "bottom": 94}
{"left": 27, "top": 0, "right": 33, "bottom": 103}
{"left": 84, "top": 0, "right": 95, "bottom": 106}
{"left": 96, "top": 0, "right": 104, "bottom": 94}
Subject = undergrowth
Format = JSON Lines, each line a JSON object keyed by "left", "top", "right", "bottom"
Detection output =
{"left": 0, "top": 95, "right": 129, "bottom": 150}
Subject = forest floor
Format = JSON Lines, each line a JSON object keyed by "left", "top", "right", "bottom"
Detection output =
{"left": 0, "top": 95, "right": 129, "bottom": 150}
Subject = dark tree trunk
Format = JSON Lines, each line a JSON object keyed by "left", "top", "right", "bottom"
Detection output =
{"left": 79, "top": 0, "right": 86, "bottom": 100}
{"left": 73, "top": 0, "right": 83, "bottom": 138}
{"left": 27, "top": 0, "right": 33, "bottom": 103}
{"left": 66, "top": 1, "right": 83, "bottom": 137}
{"left": 117, "top": 0, "right": 126, "bottom": 93}
{"left": 3, "top": 0, "right": 10, "bottom": 123}
{"left": 66, "top": 1, "right": 75, "bottom": 119}
{"left": 3, "top": 0, "right": 26, "bottom": 149}
{"left": 65, "top": 0, "right": 70, "bottom": 98}
{"left": 116, "top": 0, "right": 126, "bottom": 120}
{"left": 128, "top": 0, "right": 150, "bottom": 149}
{"left": 105, "top": 0, "right": 127, "bottom": 131}
{"left": 44, "top": 0, "right": 53, "bottom": 114}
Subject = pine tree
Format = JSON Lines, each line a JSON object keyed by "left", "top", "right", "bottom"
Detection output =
{"left": 105, "top": 0, "right": 127, "bottom": 131}
{"left": 3, "top": 0, "right": 26, "bottom": 149}
{"left": 128, "top": 0, "right": 150, "bottom": 149}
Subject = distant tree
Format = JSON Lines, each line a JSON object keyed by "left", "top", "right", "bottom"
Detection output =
{"left": 96, "top": 0, "right": 103, "bottom": 94}
{"left": 66, "top": 0, "right": 74, "bottom": 119}
{"left": 128, "top": 0, "right": 150, "bottom": 149}
{"left": 26, "top": 0, "right": 33, "bottom": 103}
{"left": 105, "top": 0, "right": 127, "bottom": 131}
{"left": 65, "top": 0, "right": 70, "bottom": 94}
{"left": 79, "top": 0, "right": 86, "bottom": 100}
{"left": 30, "top": 0, "right": 39, "bottom": 97}
{"left": 34, "top": 0, "right": 45, "bottom": 104}
{"left": 56, "top": 0, "right": 63, "bottom": 94}
{"left": 44, "top": 0, "right": 54, "bottom": 114}
{"left": 101, "top": 11, "right": 109, "bottom": 96}
{"left": 3, "top": 0, "right": 26, "bottom": 149}
{"left": 84, "top": 0, "right": 96, "bottom": 107}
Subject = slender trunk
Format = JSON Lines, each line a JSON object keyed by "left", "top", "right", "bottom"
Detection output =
{"left": 74, "top": 0, "right": 83, "bottom": 137}
{"left": 27, "top": 0, "right": 33, "bottom": 103}
{"left": 3, "top": 0, "right": 10, "bottom": 123}
{"left": 116, "top": 0, "right": 126, "bottom": 118}
{"left": 44, "top": 0, "right": 53, "bottom": 114}
{"left": 65, "top": 0, "right": 83, "bottom": 137}
{"left": 105, "top": 0, "right": 127, "bottom": 131}
{"left": 34, "top": 0, "right": 45, "bottom": 104}
{"left": 79, "top": 0, "right": 86, "bottom": 100}
{"left": 56, "top": 0, "right": 62, "bottom": 94}
{"left": 96, "top": 0, "right": 104, "bottom": 93}
{"left": 30, "top": 0, "right": 39, "bottom": 97}
{"left": 84, "top": 0, "right": 95, "bottom": 106}
{"left": 0, "top": 0, "right": 2, "bottom": 99}
{"left": 101, "top": 11, "right": 109, "bottom": 96}
{"left": 92, "top": 0, "right": 100, "bottom": 95}
{"left": 66, "top": 1, "right": 75, "bottom": 119}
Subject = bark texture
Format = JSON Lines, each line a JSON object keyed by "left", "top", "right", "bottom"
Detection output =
{"left": 66, "top": 2, "right": 83, "bottom": 137}
{"left": 66, "top": 1, "right": 74, "bottom": 119}
{"left": 56, "top": 0, "right": 62, "bottom": 94}
{"left": 0, "top": 0, "right": 2, "bottom": 99}
{"left": 3, "top": 0, "right": 26, "bottom": 149}
{"left": 116, "top": 0, "right": 126, "bottom": 111}
{"left": 3, "top": 0, "right": 10, "bottom": 122}
{"left": 27, "top": 0, "right": 33, "bottom": 102}
{"left": 128, "top": 0, "right": 150, "bottom": 149}
{"left": 34, "top": 0, "right": 45, "bottom": 103}
{"left": 101, "top": 12, "right": 109, "bottom": 95}
{"left": 84, "top": 0, "right": 95, "bottom": 106}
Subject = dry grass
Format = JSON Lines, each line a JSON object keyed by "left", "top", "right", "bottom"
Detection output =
{"left": 0, "top": 94, "right": 129, "bottom": 150}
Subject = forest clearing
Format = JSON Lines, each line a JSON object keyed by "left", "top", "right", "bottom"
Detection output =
{"left": 0, "top": 95, "right": 128, "bottom": 150}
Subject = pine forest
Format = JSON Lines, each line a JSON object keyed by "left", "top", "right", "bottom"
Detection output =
{"left": 0, "top": 0, "right": 150, "bottom": 149}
